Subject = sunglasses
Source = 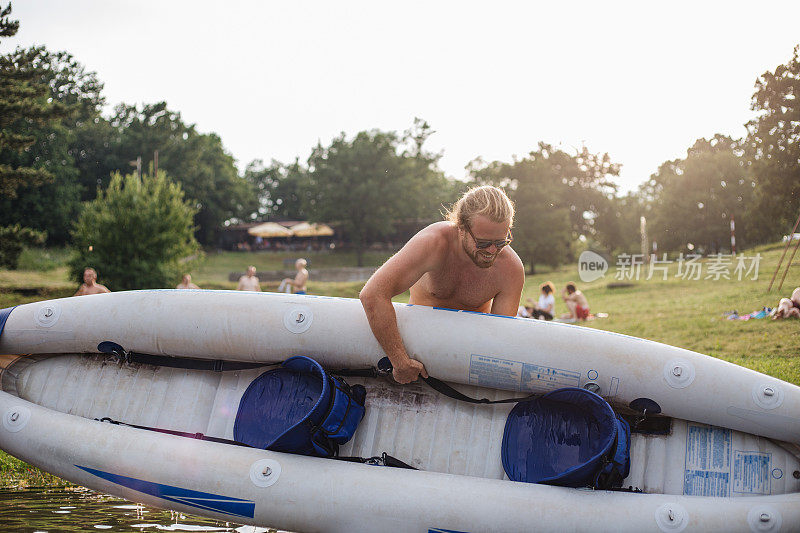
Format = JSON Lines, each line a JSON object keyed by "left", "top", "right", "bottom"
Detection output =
{"left": 465, "top": 224, "right": 513, "bottom": 250}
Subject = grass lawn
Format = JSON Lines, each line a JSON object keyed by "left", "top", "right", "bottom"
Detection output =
{"left": 0, "top": 241, "right": 798, "bottom": 486}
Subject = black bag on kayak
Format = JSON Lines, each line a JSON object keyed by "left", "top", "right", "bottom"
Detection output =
{"left": 501, "top": 387, "right": 630, "bottom": 489}
{"left": 233, "top": 356, "right": 366, "bottom": 457}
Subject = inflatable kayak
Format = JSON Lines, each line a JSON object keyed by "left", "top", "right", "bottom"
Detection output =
{"left": 0, "top": 291, "right": 799, "bottom": 532}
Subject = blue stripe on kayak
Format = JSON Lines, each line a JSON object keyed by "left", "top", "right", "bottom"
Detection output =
{"left": 75, "top": 465, "right": 255, "bottom": 518}
{"left": 428, "top": 529, "right": 471, "bottom": 533}
{"left": 0, "top": 306, "right": 15, "bottom": 341}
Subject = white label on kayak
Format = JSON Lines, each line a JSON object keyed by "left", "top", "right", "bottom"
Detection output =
{"left": 468, "top": 354, "right": 579, "bottom": 392}
{"left": 683, "top": 424, "right": 731, "bottom": 497}
{"left": 733, "top": 451, "right": 771, "bottom": 495}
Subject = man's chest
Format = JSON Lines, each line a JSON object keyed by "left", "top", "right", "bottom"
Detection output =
{"left": 419, "top": 268, "right": 498, "bottom": 309}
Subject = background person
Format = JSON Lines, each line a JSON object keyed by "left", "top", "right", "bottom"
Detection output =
{"left": 74, "top": 267, "right": 110, "bottom": 296}
{"left": 176, "top": 273, "right": 200, "bottom": 289}
{"left": 529, "top": 281, "right": 556, "bottom": 320}
{"left": 282, "top": 258, "right": 309, "bottom": 295}
{"left": 237, "top": 265, "right": 262, "bottom": 291}
{"left": 360, "top": 185, "right": 524, "bottom": 384}
{"left": 561, "top": 281, "right": 590, "bottom": 320}
{"left": 771, "top": 287, "right": 800, "bottom": 319}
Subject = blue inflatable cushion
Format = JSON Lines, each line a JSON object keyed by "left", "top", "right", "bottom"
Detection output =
{"left": 501, "top": 387, "right": 620, "bottom": 487}
{"left": 233, "top": 356, "right": 365, "bottom": 457}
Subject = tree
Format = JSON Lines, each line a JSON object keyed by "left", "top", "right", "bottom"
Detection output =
{"left": 101, "top": 102, "right": 256, "bottom": 245}
{"left": 244, "top": 159, "right": 311, "bottom": 220}
{"left": 643, "top": 135, "right": 754, "bottom": 253}
{"left": 304, "top": 121, "right": 451, "bottom": 265}
{"left": 0, "top": 46, "right": 105, "bottom": 244}
{"left": 467, "top": 143, "right": 620, "bottom": 270}
{"left": 0, "top": 4, "right": 68, "bottom": 198}
{"left": 69, "top": 171, "right": 200, "bottom": 290}
{"left": 744, "top": 45, "right": 800, "bottom": 243}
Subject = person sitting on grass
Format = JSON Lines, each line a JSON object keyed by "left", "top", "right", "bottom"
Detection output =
{"left": 176, "top": 273, "right": 200, "bottom": 290}
{"left": 528, "top": 281, "right": 556, "bottom": 320}
{"left": 771, "top": 287, "right": 800, "bottom": 319}
{"left": 74, "top": 267, "right": 111, "bottom": 296}
{"left": 561, "top": 282, "right": 590, "bottom": 321}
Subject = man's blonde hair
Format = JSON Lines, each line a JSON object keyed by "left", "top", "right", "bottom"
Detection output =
{"left": 445, "top": 185, "right": 515, "bottom": 228}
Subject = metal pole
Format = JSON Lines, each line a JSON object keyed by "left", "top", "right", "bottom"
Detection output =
{"left": 154, "top": 150, "right": 159, "bottom": 179}
{"left": 777, "top": 232, "right": 800, "bottom": 293}
{"left": 767, "top": 210, "right": 800, "bottom": 291}
{"left": 640, "top": 216, "right": 648, "bottom": 263}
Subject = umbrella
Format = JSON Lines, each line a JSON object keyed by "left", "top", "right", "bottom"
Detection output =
{"left": 247, "top": 222, "right": 293, "bottom": 238}
{"left": 290, "top": 222, "right": 335, "bottom": 237}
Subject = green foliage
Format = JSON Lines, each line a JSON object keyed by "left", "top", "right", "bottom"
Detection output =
{"left": 642, "top": 135, "right": 754, "bottom": 253}
{"left": 468, "top": 143, "right": 620, "bottom": 269}
{"left": 0, "top": 6, "right": 69, "bottom": 199}
{"left": 0, "top": 224, "right": 46, "bottom": 269}
{"left": 69, "top": 171, "right": 200, "bottom": 290}
{"left": 16, "top": 246, "right": 70, "bottom": 271}
{"left": 98, "top": 102, "right": 256, "bottom": 245}
{"left": 244, "top": 158, "right": 311, "bottom": 220}
{"left": 299, "top": 119, "right": 454, "bottom": 265}
{"left": 745, "top": 45, "right": 800, "bottom": 242}
{"left": 0, "top": 43, "right": 103, "bottom": 244}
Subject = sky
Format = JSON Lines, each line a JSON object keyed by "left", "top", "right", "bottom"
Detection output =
{"left": 4, "top": 1, "right": 800, "bottom": 192}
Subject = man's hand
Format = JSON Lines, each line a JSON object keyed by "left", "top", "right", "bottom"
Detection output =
{"left": 392, "top": 358, "right": 429, "bottom": 384}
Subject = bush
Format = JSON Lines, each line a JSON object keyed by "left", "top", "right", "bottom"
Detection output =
{"left": 16, "top": 247, "right": 70, "bottom": 271}
{"left": 0, "top": 225, "right": 46, "bottom": 269}
{"left": 69, "top": 171, "right": 201, "bottom": 290}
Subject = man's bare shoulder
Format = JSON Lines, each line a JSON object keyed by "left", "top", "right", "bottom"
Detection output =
{"left": 408, "top": 221, "right": 453, "bottom": 250}
{"left": 497, "top": 245, "right": 525, "bottom": 274}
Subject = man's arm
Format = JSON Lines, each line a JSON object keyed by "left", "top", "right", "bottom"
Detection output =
{"left": 74, "top": 285, "right": 87, "bottom": 296}
{"left": 489, "top": 253, "right": 525, "bottom": 316}
{"left": 359, "top": 229, "right": 444, "bottom": 383}
{"left": 237, "top": 277, "right": 245, "bottom": 290}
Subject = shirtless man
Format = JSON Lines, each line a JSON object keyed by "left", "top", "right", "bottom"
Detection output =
{"left": 237, "top": 266, "right": 262, "bottom": 291}
{"left": 176, "top": 273, "right": 200, "bottom": 290}
{"left": 561, "top": 282, "right": 590, "bottom": 320}
{"left": 360, "top": 186, "right": 525, "bottom": 384}
{"left": 282, "top": 258, "right": 309, "bottom": 295}
{"left": 74, "top": 268, "right": 111, "bottom": 296}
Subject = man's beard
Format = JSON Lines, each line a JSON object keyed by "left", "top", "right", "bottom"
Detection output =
{"left": 463, "top": 239, "right": 497, "bottom": 269}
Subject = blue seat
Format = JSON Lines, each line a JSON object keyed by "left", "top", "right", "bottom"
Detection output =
{"left": 502, "top": 387, "right": 628, "bottom": 488}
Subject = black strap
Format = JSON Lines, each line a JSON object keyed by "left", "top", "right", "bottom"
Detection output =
{"left": 334, "top": 452, "right": 417, "bottom": 470}
{"left": 96, "top": 417, "right": 415, "bottom": 470}
{"left": 97, "top": 341, "right": 270, "bottom": 372}
{"left": 96, "top": 417, "right": 252, "bottom": 447}
{"left": 377, "top": 357, "right": 538, "bottom": 405}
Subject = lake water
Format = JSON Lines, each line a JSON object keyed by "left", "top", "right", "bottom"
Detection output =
{"left": 0, "top": 485, "right": 279, "bottom": 532}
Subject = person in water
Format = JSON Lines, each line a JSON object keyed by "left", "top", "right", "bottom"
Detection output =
{"left": 176, "top": 273, "right": 200, "bottom": 289}
{"left": 237, "top": 265, "right": 262, "bottom": 291}
{"left": 74, "top": 267, "right": 111, "bottom": 296}
{"left": 282, "top": 258, "right": 309, "bottom": 295}
{"left": 360, "top": 185, "right": 524, "bottom": 384}
{"left": 771, "top": 287, "right": 800, "bottom": 319}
